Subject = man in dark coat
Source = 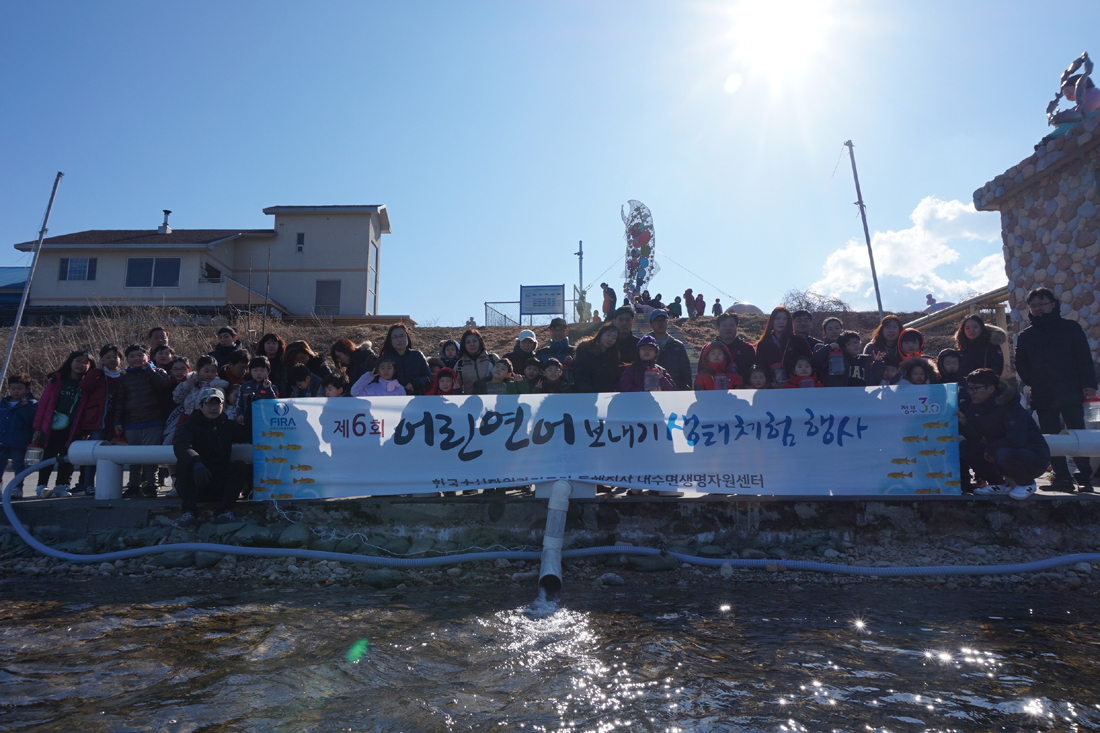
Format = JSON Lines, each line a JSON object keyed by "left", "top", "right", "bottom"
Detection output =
{"left": 1014, "top": 287, "right": 1097, "bottom": 492}
{"left": 648, "top": 309, "right": 692, "bottom": 390}
{"left": 613, "top": 306, "right": 640, "bottom": 366}
{"left": 715, "top": 312, "right": 757, "bottom": 383}
{"left": 173, "top": 387, "right": 250, "bottom": 527}
{"left": 961, "top": 369, "right": 1051, "bottom": 499}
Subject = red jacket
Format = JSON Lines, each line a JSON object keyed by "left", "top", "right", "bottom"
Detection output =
{"left": 71, "top": 368, "right": 118, "bottom": 435}
{"left": 619, "top": 362, "right": 677, "bottom": 392}
{"left": 784, "top": 374, "right": 825, "bottom": 389}
{"left": 694, "top": 342, "right": 744, "bottom": 390}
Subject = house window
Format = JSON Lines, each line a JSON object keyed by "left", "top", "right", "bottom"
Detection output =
{"left": 296, "top": 232, "right": 305, "bottom": 253}
{"left": 58, "top": 257, "right": 97, "bottom": 281}
{"left": 125, "top": 257, "right": 181, "bottom": 288}
{"left": 314, "top": 280, "right": 341, "bottom": 316}
{"left": 201, "top": 263, "right": 222, "bottom": 282}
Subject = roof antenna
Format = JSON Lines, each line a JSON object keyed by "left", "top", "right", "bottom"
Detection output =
{"left": 159, "top": 209, "right": 172, "bottom": 235}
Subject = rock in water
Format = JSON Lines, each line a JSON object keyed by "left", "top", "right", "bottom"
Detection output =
{"left": 195, "top": 551, "right": 224, "bottom": 569}
{"left": 278, "top": 523, "right": 311, "bottom": 548}
{"left": 155, "top": 551, "right": 195, "bottom": 569}
{"left": 627, "top": 552, "right": 679, "bottom": 572}
{"left": 361, "top": 569, "right": 406, "bottom": 589}
{"left": 598, "top": 572, "right": 624, "bottom": 586}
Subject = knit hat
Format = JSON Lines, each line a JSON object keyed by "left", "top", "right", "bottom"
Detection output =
{"left": 636, "top": 334, "right": 660, "bottom": 355}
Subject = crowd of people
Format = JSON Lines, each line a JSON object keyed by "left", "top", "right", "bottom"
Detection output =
{"left": 0, "top": 287, "right": 1096, "bottom": 522}
{"left": 601, "top": 283, "right": 725, "bottom": 320}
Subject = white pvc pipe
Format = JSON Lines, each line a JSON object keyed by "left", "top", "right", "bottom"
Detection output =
{"left": 1045, "top": 430, "right": 1100, "bottom": 457}
{"left": 538, "top": 479, "right": 572, "bottom": 595}
{"left": 66, "top": 441, "right": 252, "bottom": 500}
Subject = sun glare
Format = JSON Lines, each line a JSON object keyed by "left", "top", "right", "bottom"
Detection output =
{"left": 726, "top": 0, "right": 833, "bottom": 88}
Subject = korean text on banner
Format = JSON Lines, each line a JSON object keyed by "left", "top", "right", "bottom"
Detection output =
{"left": 251, "top": 385, "right": 960, "bottom": 499}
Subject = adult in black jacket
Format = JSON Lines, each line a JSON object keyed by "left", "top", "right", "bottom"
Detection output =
{"left": 573, "top": 324, "right": 622, "bottom": 393}
{"left": 379, "top": 324, "right": 432, "bottom": 395}
{"left": 648, "top": 310, "right": 692, "bottom": 390}
{"left": 173, "top": 387, "right": 250, "bottom": 527}
{"left": 611, "top": 307, "right": 640, "bottom": 366}
{"left": 331, "top": 338, "right": 378, "bottom": 388}
{"left": 959, "top": 369, "right": 1050, "bottom": 498}
{"left": 1014, "top": 288, "right": 1097, "bottom": 491}
{"left": 715, "top": 312, "right": 757, "bottom": 383}
{"left": 954, "top": 315, "right": 1004, "bottom": 377}
{"left": 208, "top": 327, "right": 244, "bottom": 367}
{"left": 754, "top": 306, "right": 812, "bottom": 382}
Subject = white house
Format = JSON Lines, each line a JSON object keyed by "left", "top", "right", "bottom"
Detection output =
{"left": 12, "top": 205, "right": 406, "bottom": 324}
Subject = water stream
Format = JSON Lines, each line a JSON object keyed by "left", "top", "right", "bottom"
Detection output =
{"left": 2, "top": 578, "right": 1097, "bottom": 732}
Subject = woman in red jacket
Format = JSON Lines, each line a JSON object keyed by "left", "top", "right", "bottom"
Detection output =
{"left": 66, "top": 344, "right": 124, "bottom": 495}
{"left": 754, "top": 306, "right": 812, "bottom": 385}
{"left": 32, "top": 349, "right": 94, "bottom": 498}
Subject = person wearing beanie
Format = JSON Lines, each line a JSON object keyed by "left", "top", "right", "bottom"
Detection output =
{"left": 619, "top": 335, "right": 677, "bottom": 392}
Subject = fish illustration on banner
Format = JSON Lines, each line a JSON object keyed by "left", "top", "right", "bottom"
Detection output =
{"left": 621, "top": 200, "right": 659, "bottom": 300}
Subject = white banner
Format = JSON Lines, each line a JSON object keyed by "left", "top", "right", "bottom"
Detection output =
{"left": 251, "top": 386, "right": 960, "bottom": 498}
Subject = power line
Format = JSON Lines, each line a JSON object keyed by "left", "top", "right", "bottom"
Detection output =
{"left": 654, "top": 248, "right": 739, "bottom": 302}
{"left": 583, "top": 256, "right": 623, "bottom": 294}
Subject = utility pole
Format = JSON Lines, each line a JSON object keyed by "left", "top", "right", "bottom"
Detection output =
{"left": 0, "top": 172, "right": 63, "bottom": 387}
{"left": 844, "top": 140, "right": 884, "bottom": 320}
{"left": 574, "top": 240, "right": 584, "bottom": 322}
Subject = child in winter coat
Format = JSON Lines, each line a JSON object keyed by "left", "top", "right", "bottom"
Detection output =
{"left": 439, "top": 340, "right": 461, "bottom": 371}
{"left": 814, "top": 332, "right": 871, "bottom": 387}
{"left": 0, "top": 372, "right": 38, "bottom": 499}
{"left": 167, "top": 355, "right": 228, "bottom": 446}
{"left": 898, "top": 357, "right": 938, "bottom": 386}
{"left": 783, "top": 354, "right": 825, "bottom": 389}
{"left": 219, "top": 350, "right": 250, "bottom": 386}
{"left": 512, "top": 358, "right": 542, "bottom": 395}
{"left": 286, "top": 364, "right": 324, "bottom": 397}
{"left": 322, "top": 374, "right": 350, "bottom": 397}
{"left": 537, "top": 358, "right": 571, "bottom": 393}
{"left": 619, "top": 335, "right": 677, "bottom": 392}
{"left": 898, "top": 328, "right": 925, "bottom": 360}
{"left": 223, "top": 384, "right": 241, "bottom": 420}
{"left": 351, "top": 354, "right": 408, "bottom": 396}
{"left": 693, "top": 342, "right": 744, "bottom": 391}
{"left": 745, "top": 365, "right": 772, "bottom": 389}
{"left": 474, "top": 359, "right": 518, "bottom": 395}
{"left": 426, "top": 367, "right": 459, "bottom": 396}
{"left": 237, "top": 356, "right": 280, "bottom": 434}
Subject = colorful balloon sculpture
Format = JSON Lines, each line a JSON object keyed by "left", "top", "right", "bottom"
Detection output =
{"left": 621, "top": 200, "right": 659, "bottom": 299}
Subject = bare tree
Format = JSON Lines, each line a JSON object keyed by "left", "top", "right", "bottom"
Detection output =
{"left": 780, "top": 289, "right": 852, "bottom": 313}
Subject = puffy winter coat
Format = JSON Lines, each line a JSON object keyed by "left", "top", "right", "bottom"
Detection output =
{"left": 33, "top": 372, "right": 83, "bottom": 443}
{"left": 114, "top": 365, "right": 172, "bottom": 429}
{"left": 653, "top": 335, "right": 692, "bottom": 391}
{"left": 72, "top": 367, "right": 118, "bottom": 434}
{"left": 960, "top": 381, "right": 1050, "bottom": 460}
{"left": 454, "top": 351, "right": 499, "bottom": 394}
{"left": 208, "top": 341, "right": 243, "bottom": 368}
{"left": 381, "top": 349, "right": 432, "bottom": 395}
{"left": 620, "top": 361, "right": 677, "bottom": 392}
{"left": 755, "top": 333, "right": 812, "bottom": 374}
{"left": 694, "top": 342, "right": 744, "bottom": 390}
{"left": 1015, "top": 309, "right": 1098, "bottom": 409}
{"left": 957, "top": 334, "right": 1005, "bottom": 378}
{"left": 173, "top": 409, "right": 250, "bottom": 469}
{"left": 573, "top": 345, "right": 622, "bottom": 393}
{"left": 0, "top": 395, "right": 37, "bottom": 448}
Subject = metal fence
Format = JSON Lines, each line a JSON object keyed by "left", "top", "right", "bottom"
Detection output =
{"left": 483, "top": 302, "right": 568, "bottom": 328}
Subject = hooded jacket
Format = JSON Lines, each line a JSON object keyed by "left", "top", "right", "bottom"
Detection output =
{"left": 426, "top": 367, "right": 458, "bottom": 396}
{"left": 71, "top": 367, "right": 120, "bottom": 435}
{"left": 1015, "top": 307, "right": 1098, "bottom": 409}
{"left": 620, "top": 335, "right": 678, "bottom": 392}
{"left": 693, "top": 342, "right": 744, "bottom": 390}
{"left": 439, "top": 341, "right": 461, "bottom": 371}
{"left": 960, "top": 380, "right": 1050, "bottom": 460}
{"left": 897, "top": 328, "right": 925, "bottom": 359}
{"left": 0, "top": 393, "right": 37, "bottom": 449}
{"left": 114, "top": 364, "right": 172, "bottom": 430}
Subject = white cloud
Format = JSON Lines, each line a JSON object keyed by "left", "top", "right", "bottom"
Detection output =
{"left": 810, "top": 196, "right": 1005, "bottom": 309}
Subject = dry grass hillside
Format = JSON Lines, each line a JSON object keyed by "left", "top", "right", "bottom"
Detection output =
{"left": 1, "top": 307, "right": 971, "bottom": 393}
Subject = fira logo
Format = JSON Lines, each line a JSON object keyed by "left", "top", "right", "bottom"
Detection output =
{"left": 273, "top": 402, "right": 290, "bottom": 416}
{"left": 270, "top": 417, "right": 297, "bottom": 427}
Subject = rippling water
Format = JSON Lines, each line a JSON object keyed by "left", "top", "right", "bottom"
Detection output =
{"left": 2, "top": 577, "right": 1098, "bottom": 732}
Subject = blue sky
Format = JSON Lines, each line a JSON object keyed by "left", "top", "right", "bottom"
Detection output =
{"left": 2, "top": 1, "right": 1097, "bottom": 323}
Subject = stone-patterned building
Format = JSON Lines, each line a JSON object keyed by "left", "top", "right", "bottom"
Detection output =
{"left": 974, "top": 115, "right": 1100, "bottom": 363}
